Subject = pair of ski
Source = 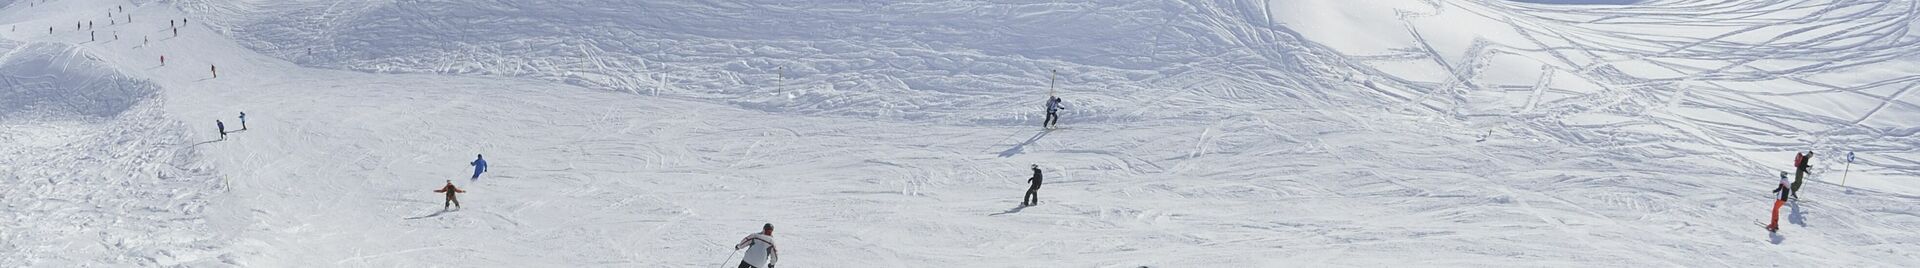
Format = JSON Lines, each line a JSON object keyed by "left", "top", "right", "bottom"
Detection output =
{"left": 1754, "top": 221, "right": 1778, "bottom": 233}
{"left": 1754, "top": 197, "right": 1809, "bottom": 232}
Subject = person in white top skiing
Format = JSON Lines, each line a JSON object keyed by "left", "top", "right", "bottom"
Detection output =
{"left": 1043, "top": 96, "right": 1068, "bottom": 130}
{"left": 733, "top": 223, "right": 779, "bottom": 268}
{"left": 1765, "top": 172, "right": 1790, "bottom": 232}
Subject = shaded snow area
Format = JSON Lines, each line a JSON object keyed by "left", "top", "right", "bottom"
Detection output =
{"left": 2, "top": 0, "right": 1917, "bottom": 267}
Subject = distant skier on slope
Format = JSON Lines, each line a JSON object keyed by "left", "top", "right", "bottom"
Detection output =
{"left": 1043, "top": 96, "right": 1067, "bottom": 130}
{"left": 733, "top": 223, "right": 780, "bottom": 268}
{"left": 469, "top": 154, "right": 488, "bottom": 181}
{"left": 1023, "top": 164, "right": 1043, "bottom": 206}
{"left": 216, "top": 120, "right": 227, "bottom": 140}
{"left": 433, "top": 180, "right": 466, "bottom": 210}
{"left": 238, "top": 112, "right": 248, "bottom": 130}
{"left": 1766, "top": 172, "right": 1790, "bottom": 232}
{"left": 211, "top": 64, "right": 217, "bottom": 78}
{"left": 1791, "top": 151, "right": 1812, "bottom": 199}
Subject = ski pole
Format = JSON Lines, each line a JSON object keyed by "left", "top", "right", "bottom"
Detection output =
{"left": 1841, "top": 151, "right": 1854, "bottom": 187}
{"left": 721, "top": 248, "right": 741, "bottom": 268}
{"left": 1840, "top": 161, "right": 1851, "bottom": 187}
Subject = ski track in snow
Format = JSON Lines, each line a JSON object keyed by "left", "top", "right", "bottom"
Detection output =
{"left": 0, "top": 0, "right": 1916, "bottom": 266}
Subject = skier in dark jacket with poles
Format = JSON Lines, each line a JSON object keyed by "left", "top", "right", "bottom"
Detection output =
{"left": 216, "top": 120, "right": 227, "bottom": 140}
{"left": 1023, "top": 164, "right": 1043, "bottom": 206}
{"left": 1790, "top": 151, "right": 1812, "bottom": 199}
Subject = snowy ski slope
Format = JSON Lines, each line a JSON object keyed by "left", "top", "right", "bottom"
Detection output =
{"left": 2, "top": 0, "right": 1917, "bottom": 266}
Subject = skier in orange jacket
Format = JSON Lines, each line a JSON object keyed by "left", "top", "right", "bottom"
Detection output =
{"left": 433, "top": 180, "right": 466, "bottom": 210}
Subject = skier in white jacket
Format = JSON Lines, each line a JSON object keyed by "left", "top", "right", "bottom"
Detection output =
{"left": 734, "top": 223, "right": 779, "bottom": 268}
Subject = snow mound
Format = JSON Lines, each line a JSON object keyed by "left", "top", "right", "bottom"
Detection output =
{"left": 0, "top": 41, "right": 158, "bottom": 122}
{"left": 1507, "top": 0, "right": 1645, "bottom": 5}
{"left": 177, "top": 0, "right": 1364, "bottom": 124}
{"left": 0, "top": 42, "right": 229, "bottom": 266}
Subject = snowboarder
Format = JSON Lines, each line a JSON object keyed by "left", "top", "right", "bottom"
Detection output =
{"left": 1766, "top": 172, "right": 1790, "bottom": 232}
{"left": 733, "top": 223, "right": 779, "bottom": 268}
{"left": 1791, "top": 151, "right": 1812, "bottom": 199}
{"left": 238, "top": 112, "right": 248, "bottom": 130}
{"left": 1023, "top": 164, "right": 1043, "bottom": 206}
{"left": 433, "top": 180, "right": 466, "bottom": 210}
{"left": 469, "top": 154, "right": 488, "bottom": 181}
{"left": 1043, "top": 96, "right": 1067, "bottom": 129}
{"left": 216, "top": 120, "right": 227, "bottom": 140}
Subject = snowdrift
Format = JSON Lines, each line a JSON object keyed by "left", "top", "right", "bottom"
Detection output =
{"left": 176, "top": 0, "right": 1373, "bottom": 125}
{"left": 0, "top": 41, "right": 227, "bottom": 266}
{"left": 0, "top": 41, "right": 157, "bottom": 121}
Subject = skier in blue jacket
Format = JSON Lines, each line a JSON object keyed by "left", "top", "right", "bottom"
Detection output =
{"left": 469, "top": 154, "right": 488, "bottom": 180}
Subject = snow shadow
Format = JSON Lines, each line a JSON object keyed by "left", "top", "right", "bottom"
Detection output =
{"left": 1788, "top": 201, "right": 1808, "bottom": 227}
{"left": 189, "top": 139, "right": 222, "bottom": 148}
{"left": 989, "top": 204, "right": 1028, "bottom": 216}
{"left": 405, "top": 209, "right": 449, "bottom": 220}
{"left": 998, "top": 130, "right": 1051, "bottom": 158}
{"left": 1769, "top": 232, "right": 1785, "bottom": 245}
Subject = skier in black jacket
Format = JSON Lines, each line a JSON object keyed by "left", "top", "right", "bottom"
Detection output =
{"left": 1023, "top": 164, "right": 1043, "bottom": 206}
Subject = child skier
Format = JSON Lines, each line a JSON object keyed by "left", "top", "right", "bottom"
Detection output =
{"left": 1767, "top": 172, "right": 1790, "bottom": 232}
{"left": 433, "top": 180, "right": 466, "bottom": 210}
{"left": 733, "top": 223, "right": 779, "bottom": 268}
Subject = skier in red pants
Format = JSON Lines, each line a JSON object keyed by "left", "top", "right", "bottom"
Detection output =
{"left": 1766, "top": 172, "right": 1790, "bottom": 232}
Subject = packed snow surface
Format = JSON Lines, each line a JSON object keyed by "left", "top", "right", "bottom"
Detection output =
{"left": 2, "top": 0, "right": 1917, "bottom": 266}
